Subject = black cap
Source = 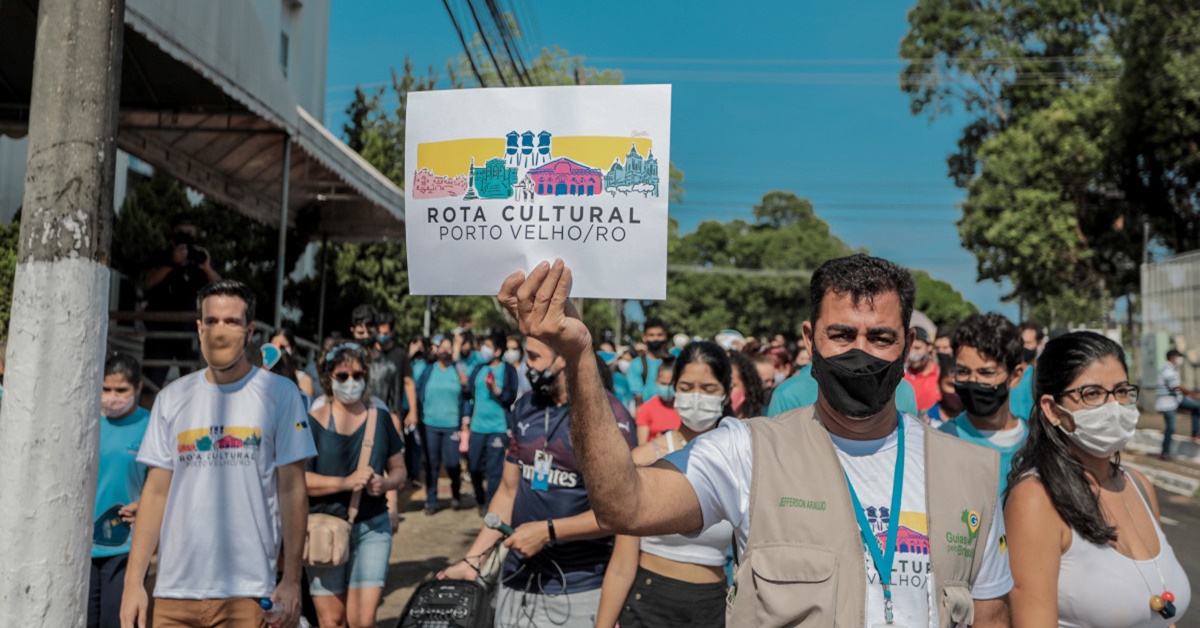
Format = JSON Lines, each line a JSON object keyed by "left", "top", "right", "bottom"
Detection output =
{"left": 912, "top": 327, "right": 930, "bottom": 343}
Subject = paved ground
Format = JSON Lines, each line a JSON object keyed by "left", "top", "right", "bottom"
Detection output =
{"left": 377, "top": 442, "right": 1200, "bottom": 628}
{"left": 1159, "top": 495, "right": 1200, "bottom": 628}
{"left": 377, "top": 481, "right": 487, "bottom": 627}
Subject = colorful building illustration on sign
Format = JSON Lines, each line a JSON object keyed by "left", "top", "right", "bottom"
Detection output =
{"left": 413, "top": 167, "right": 468, "bottom": 199}
{"left": 464, "top": 157, "right": 519, "bottom": 200}
{"left": 505, "top": 130, "right": 552, "bottom": 169}
{"left": 414, "top": 131, "right": 659, "bottom": 202}
{"left": 604, "top": 143, "right": 659, "bottom": 197}
{"left": 528, "top": 158, "right": 604, "bottom": 196}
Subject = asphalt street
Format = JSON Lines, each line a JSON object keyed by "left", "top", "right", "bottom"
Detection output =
{"left": 1158, "top": 494, "right": 1200, "bottom": 627}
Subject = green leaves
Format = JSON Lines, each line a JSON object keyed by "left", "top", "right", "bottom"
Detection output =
{"left": 649, "top": 192, "right": 976, "bottom": 338}
{"left": 903, "top": 0, "right": 1200, "bottom": 322}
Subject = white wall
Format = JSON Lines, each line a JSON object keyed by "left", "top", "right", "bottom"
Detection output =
{"left": 250, "top": 0, "right": 330, "bottom": 120}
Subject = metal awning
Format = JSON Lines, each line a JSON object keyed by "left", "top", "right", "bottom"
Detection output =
{"left": 0, "top": 0, "right": 405, "bottom": 242}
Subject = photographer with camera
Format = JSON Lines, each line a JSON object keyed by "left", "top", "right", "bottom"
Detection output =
{"left": 143, "top": 215, "right": 221, "bottom": 387}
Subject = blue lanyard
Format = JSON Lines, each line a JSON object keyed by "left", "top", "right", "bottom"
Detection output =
{"left": 844, "top": 415, "right": 905, "bottom": 625}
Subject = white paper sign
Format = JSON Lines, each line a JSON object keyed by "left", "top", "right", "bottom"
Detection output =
{"left": 404, "top": 84, "right": 671, "bottom": 299}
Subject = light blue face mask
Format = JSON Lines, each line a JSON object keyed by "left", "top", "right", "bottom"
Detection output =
{"left": 654, "top": 383, "right": 675, "bottom": 401}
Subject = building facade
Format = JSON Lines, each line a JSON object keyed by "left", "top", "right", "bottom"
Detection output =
{"left": 528, "top": 158, "right": 603, "bottom": 197}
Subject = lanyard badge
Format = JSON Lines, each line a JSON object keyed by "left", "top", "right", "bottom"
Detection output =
{"left": 845, "top": 415, "right": 906, "bottom": 627}
{"left": 531, "top": 408, "right": 557, "bottom": 491}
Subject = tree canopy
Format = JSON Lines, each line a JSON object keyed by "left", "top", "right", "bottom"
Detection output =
{"left": 901, "top": 0, "right": 1200, "bottom": 324}
{"left": 647, "top": 191, "right": 976, "bottom": 338}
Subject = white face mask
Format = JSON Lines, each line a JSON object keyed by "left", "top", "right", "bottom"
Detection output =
{"left": 503, "top": 349, "right": 522, "bottom": 365}
{"left": 617, "top": 360, "right": 631, "bottom": 375}
{"left": 332, "top": 378, "right": 366, "bottom": 404}
{"left": 479, "top": 346, "right": 496, "bottom": 363}
{"left": 674, "top": 392, "right": 725, "bottom": 432}
{"left": 102, "top": 392, "right": 137, "bottom": 419}
{"left": 1057, "top": 401, "right": 1140, "bottom": 457}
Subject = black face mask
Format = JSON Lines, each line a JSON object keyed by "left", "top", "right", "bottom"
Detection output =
{"left": 1021, "top": 348, "right": 1037, "bottom": 365}
{"left": 811, "top": 347, "right": 907, "bottom": 419}
{"left": 526, "top": 365, "right": 558, "bottom": 397}
{"left": 939, "top": 390, "right": 965, "bottom": 417}
{"left": 953, "top": 381, "right": 1010, "bottom": 418}
{"left": 646, "top": 340, "right": 666, "bottom": 353}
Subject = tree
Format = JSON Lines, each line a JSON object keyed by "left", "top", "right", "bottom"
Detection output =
{"left": 959, "top": 86, "right": 1117, "bottom": 323}
{"left": 0, "top": 217, "right": 18, "bottom": 340}
{"left": 911, "top": 269, "right": 978, "bottom": 330}
{"left": 647, "top": 191, "right": 977, "bottom": 338}
{"left": 900, "top": 0, "right": 1200, "bottom": 320}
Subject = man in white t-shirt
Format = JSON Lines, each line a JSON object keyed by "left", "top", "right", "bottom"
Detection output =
{"left": 496, "top": 255, "right": 1011, "bottom": 627}
{"left": 121, "top": 280, "right": 316, "bottom": 628}
{"left": 1156, "top": 349, "right": 1200, "bottom": 458}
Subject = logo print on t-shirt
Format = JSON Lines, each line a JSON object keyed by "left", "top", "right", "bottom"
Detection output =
{"left": 176, "top": 426, "right": 262, "bottom": 467}
{"left": 864, "top": 509, "right": 931, "bottom": 589}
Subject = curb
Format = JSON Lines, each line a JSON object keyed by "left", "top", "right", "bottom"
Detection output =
{"left": 1123, "top": 462, "right": 1200, "bottom": 497}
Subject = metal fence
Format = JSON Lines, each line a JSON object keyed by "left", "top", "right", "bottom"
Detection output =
{"left": 1141, "top": 250, "right": 1200, "bottom": 394}
{"left": 1143, "top": 251, "right": 1200, "bottom": 345}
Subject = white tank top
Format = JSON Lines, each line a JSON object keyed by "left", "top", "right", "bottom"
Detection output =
{"left": 639, "top": 428, "right": 734, "bottom": 567}
{"left": 1057, "top": 475, "right": 1191, "bottom": 627}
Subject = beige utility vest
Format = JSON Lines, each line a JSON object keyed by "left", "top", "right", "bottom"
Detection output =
{"left": 728, "top": 406, "right": 1000, "bottom": 628}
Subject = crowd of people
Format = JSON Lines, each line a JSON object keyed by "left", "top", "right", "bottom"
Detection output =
{"left": 87, "top": 252, "right": 1197, "bottom": 628}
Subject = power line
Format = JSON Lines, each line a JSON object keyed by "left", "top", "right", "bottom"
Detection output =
{"left": 587, "top": 55, "right": 1111, "bottom": 66}
{"left": 442, "top": 0, "right": 487, "bottom": 86}
{"left": 462, "top": 0, "right": 510, "bottom": 87}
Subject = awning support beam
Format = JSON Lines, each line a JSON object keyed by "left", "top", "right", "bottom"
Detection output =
{"left": 274, "top": 139, "right": 291, "bottom": 329}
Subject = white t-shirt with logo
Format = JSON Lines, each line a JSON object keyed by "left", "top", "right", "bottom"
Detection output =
{"left": 665, "top": 414, "right": 1012, "bottom": 627}
{"left": 138, "top": 368, "right": 317, "bottom": 599}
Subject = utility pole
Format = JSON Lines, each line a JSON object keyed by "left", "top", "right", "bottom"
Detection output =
{"left": 0, "top": 0, "right": 125, "bottom": 624}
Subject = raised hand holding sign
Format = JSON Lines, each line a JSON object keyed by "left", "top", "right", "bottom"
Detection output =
{"left": 497, "top": 259, "right": 591, "bottom": 361}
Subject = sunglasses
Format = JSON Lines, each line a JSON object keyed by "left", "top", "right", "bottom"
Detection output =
{"left": 333, "top": 371, "right": 367, "bottom": 383}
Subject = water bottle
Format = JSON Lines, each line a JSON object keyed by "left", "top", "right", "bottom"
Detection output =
{"left": 260, "top": 598, "right": 283, "bottom": 624}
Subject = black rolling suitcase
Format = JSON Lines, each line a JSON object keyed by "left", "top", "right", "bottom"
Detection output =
{"left": 395, "top": 578, "right": 492, "bottom": 628}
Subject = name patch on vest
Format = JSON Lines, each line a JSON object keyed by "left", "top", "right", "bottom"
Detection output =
{"left": 778, "top": 496, "right": 827, "bottom": 511}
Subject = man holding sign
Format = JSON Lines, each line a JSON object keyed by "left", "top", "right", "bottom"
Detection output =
{"left": 440, "top": 335, "right": 636, "bottom": 628}
{"left": 496, "top": 257, "right": 1012, "bottom": 627}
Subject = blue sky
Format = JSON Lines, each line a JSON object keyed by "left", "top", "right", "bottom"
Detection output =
{"left": 325, "top": 1, "right": 1019, "bottom": 320}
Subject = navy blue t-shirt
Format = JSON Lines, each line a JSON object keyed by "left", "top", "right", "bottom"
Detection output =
{"left": 502, "top": 390, "right": 636, "bottom": 594}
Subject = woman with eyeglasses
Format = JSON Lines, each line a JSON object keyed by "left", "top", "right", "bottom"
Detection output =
{"left": 305, "top": 343, "right": 406, "bottom": 628}
{"left": 1006, "top": 331, "right": 1190, "bottom": 627}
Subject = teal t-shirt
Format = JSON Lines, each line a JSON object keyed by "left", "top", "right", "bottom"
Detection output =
{"left": 93, "top": 407, "right": 151, "bottom": 558}
{"left": 613, "top": 371, "right": 633, "bottom": 407}
{"left": 423, "top": 364, "right": 464, "bottom": 429}
{"left": 460, "top": 351, "right": 485, "bottom": 371}
{"left": 627, "top": 355, "right": 663, "bottom": 400}
{"left": 1008, "top": 366, "right": 1034, "bottom": 420}
{"left": 470, "top": 363, "right": 509, "bottom": 434}
{"left": 938, "top": 414, "right": 1028, "bottom": 495}
{"left": 766, "top": 364, "right": 919, "bottom": 417}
